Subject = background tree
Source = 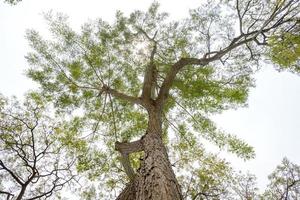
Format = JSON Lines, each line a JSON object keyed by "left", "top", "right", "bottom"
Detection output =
{"left": 0, "top": 93, "right": 79, "bottom": 200}
{"left": 25, "top": 0, "right": 299, "bottom": 199}
{"left": 262, "top": 158, "right": 300, "bottom": 199}
{"left": 231, "top": 172, "right": 259, "bottom": 200}
{"left": 178, "top": 154, "right": 234, "bottom": 199}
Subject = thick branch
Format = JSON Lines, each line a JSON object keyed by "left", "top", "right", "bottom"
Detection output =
{"left": 119, "top": 154, "right": 135, "bottom": 181}
{"left": 156, "top": 25, "right": 289, "bottom": 107}
{"left": 115, "top": 140, "right": 144, "bottom": 155}
{"left": 155, "top": 0, "right": 298, "bottom": 108}
{"left": 155, "top": 34, "right": 256, "bottom": 107}
{"left": 115, "top": 139, "right": 144, "bottom": 181}
{"left": 102, "top": 85, "right": 142, "bottom": 105}
{"left": 156, "top": 58, "right": 207, "bottom": 107}
{"left": 141, "top": 42, "right": 157, "bottom": 100}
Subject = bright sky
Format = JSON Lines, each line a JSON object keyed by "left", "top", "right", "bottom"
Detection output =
{"left": 0, "top": 0, "right": 299, "bottom": 192}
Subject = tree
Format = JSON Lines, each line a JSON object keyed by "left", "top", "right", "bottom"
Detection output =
{"left": 0, "top": 93, "right": 79, "bottom": 200}
{"left": 262, "top": 158, "right": 300, "bottom": 199}
{"left": 25, "top": 0, "right": 299, "bottom": 199}
{"left": 231, "top": 172, "right": 259, "bottom": 200}
{"left": 179, "top": 155, "right": 235, "bottom": 199}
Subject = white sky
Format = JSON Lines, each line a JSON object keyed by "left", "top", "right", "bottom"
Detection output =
{"left": 0, "top": 0, "right": 299, "bottom": 192}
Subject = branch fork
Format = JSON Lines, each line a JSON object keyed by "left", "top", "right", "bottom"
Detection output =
{"left": 115, "top": 139, "right": 144, "bottom": 180}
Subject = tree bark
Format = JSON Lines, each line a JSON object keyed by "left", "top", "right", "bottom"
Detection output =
{"left": 116, "top": 180, "right": 138, "bottom": 200}
{"left": 116, "top": 110, "right": 183, "bottom": 200}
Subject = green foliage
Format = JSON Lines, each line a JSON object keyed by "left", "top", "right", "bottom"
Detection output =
{"left": 269, "top": 32, "right": 300, "bottom": 72}
{"left": 80, "top": 186, "right": 96, "bottom": 200}
{"left": 54, "top": 117, "right": 87, "bottom": 152}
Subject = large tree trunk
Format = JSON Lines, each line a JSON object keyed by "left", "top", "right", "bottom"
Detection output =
{"left": 116, "top": 110, "right": 183, "bottom": 200}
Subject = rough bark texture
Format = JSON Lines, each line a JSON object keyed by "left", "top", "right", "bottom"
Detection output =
{"left": 116, "top": 111, "right": 183, "bottom": 200}
{"left": 116, "top": 179, "right": 138, "bottom": 200}
{"left": 135, "top": 133, "right": 182, "bottom": 200}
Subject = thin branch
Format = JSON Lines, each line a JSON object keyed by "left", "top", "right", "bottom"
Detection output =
{"left": 73, "top": 40, "right": 106, "bottom": 86}
{"left": 236, "top": 0, "right": 244, "bottom": 34}
{"left": 0, "top": 160, "right": 24, "bottom": 185}
{"left": 0, "top": 191, "right": 14, "bottom": 200}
